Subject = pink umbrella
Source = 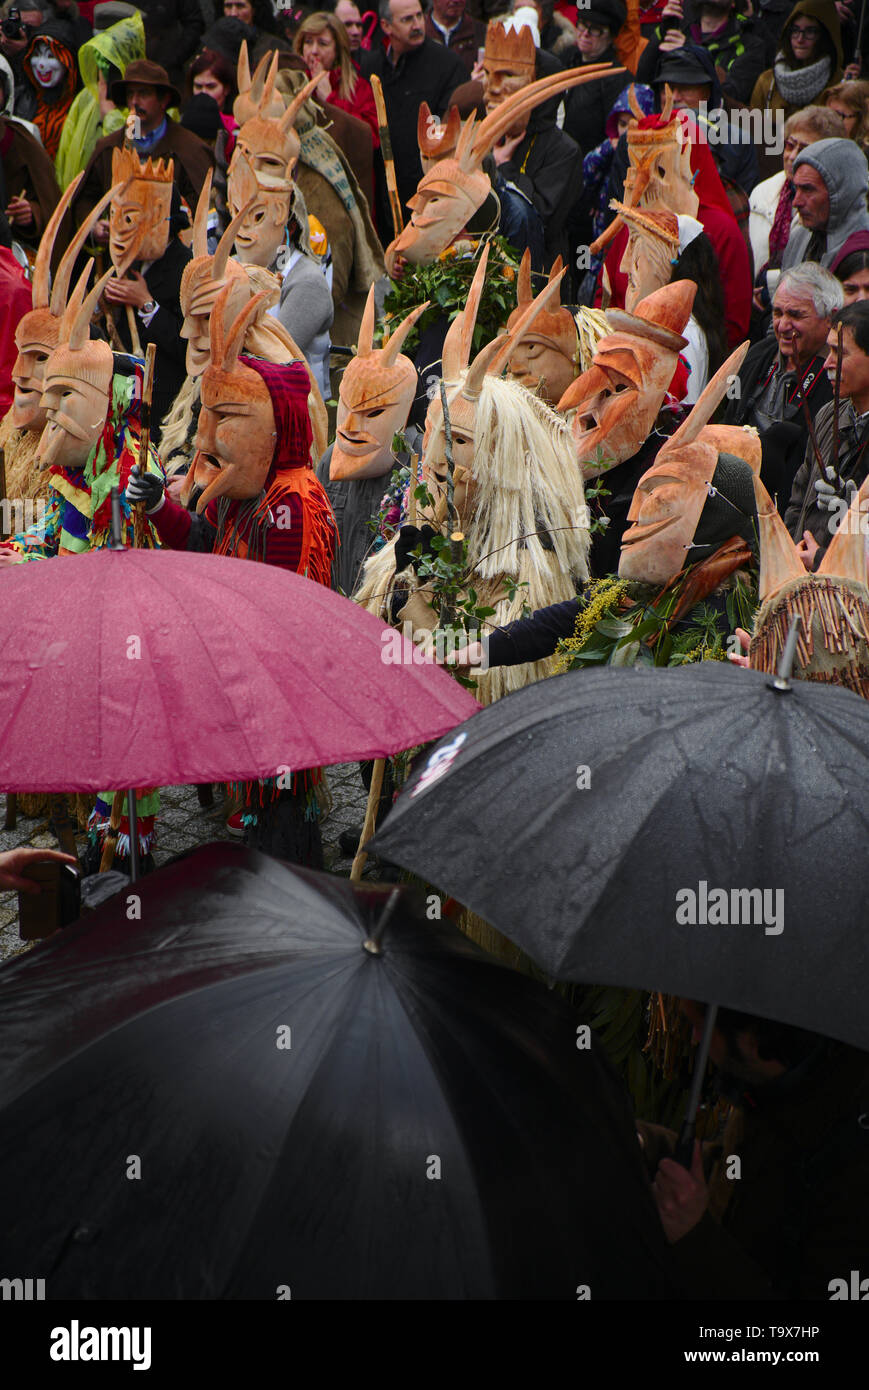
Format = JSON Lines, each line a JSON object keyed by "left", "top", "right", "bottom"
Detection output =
{"left": 0, "top": 547, "right": 479, "bottom": 792}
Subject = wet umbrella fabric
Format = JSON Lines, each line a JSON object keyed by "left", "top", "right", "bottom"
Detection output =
{"left": 0, "top": 844, "right": 678, "bottom": 1300}
{"left": 370, "top": 664, "right": 869, "bottom": 1051}
{"left": 0, "top": 547, "right": 478, "bottom": 792}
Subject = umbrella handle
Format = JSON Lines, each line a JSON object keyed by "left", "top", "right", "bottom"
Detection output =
{"left": 675, "top": 1001, "right": 718, "bottom": 1168}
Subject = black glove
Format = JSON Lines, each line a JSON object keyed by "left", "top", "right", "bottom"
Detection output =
{"left": 394, "top": 523, "right": 438, "bottom": 575}
{"left": 126, "top": 466, "right": 165, "bottom": 514}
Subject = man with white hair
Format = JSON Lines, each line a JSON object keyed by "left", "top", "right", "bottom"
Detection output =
{"left": 724, "top": 262, "right": 842, "bottom": 508}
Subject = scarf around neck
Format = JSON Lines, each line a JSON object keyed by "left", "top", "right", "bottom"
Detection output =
{"left": 773, "top": 52, "right": 832, "bottom": 106}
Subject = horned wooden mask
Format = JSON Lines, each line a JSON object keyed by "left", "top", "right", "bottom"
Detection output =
{"left": 421, "top": 245, "right": 566, "bottom": 520}
{"left": 230, "top": 44, "right": 319, "bottom": 186}
{"left": 558, "top": 280, "right": 696, "bottom": 479}
{"left": 13, "top": 173, "right": 118, "bottom": 433}
{"left": 618, "top": 344, "right": 753, "bottom": 585}
{"left": 109, "top": 146, "right": 173, "bottom": 270}
{"left": 482, "top": 21, "right": 536, "bottom": 126}
{"left": 748, "top": 474, "right": 869, "bottom": 698}
{"left": 180, "top": 171, "right": 258, "bottom": 375}
{"left": 227, "top": 148, "right": 292, "bottom": 271}
{"left": 505, "top": 251, "right": 579, "bottom": 408}
{"left": 37, "top": 267, "right": 115, "bottom": 471}
{"left": 190, "top": 284, "right": 277, "bottom": 514}
{"left": 331, "top": 288, "right": 429, "bottom": 481}
{"left": 386, "top": 61, "right": 624, "bottom": 275}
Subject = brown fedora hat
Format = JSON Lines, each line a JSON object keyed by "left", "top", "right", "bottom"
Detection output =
{"left": 110, "top": 59, "right": 181, "bottom": 109}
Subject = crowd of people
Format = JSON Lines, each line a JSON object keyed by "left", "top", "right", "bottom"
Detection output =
{"left": 0, "top": 0, "right": 868, "bottom": 1304}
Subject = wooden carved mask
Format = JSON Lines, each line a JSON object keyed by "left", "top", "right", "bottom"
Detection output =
{"left": 37, "top": 267, "right": 115, "bottom": 471}
{"left": 558, "top": 280, "right": 696, "bottom": 478}
{"left": 227, "top": 150, "right": 291, "bottom": 270}
{"left": 619, "top": 345, "right": 753, "bottom": 585}
{"left": 109, "top": 146, "right": 173, "bottom": 270}
{"left": 331, "top": 287, "right": 428, "bottom": 481}
{"left": 505, "top": 251, "right": 579, "bottom": 408}
{"left": 180, "top": 172, "right": 257, "bottom": 375}
{"left": 13, "top": 173, "right": 117, "bottom": 433}
{"left": 190, "top": 284, "right": 277, "bottom": 513}
{"left": 386, "top": 61, "right": 624, "bottom": 275}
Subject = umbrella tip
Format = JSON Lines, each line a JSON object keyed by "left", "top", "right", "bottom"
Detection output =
{"left": 768, "top": 614, "right": 802, "bottom": 693}
{"left": 362, "top": 886, "right": 401, "bottom": 956}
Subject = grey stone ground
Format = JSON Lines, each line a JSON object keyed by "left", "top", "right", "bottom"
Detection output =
{"left": 0, "top": 765, "right": 371, "bottom": 963}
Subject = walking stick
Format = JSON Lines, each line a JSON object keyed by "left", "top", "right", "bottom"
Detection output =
{"left": 855, "top": 0, "right": 867, "bottom": 63}
{"left": 370, "top": 74, "right": 404, "bottom": 242}
{"left": 350, "top": 757, "right": 386, "bottom": 882}
{"left": 117, "top": 111, "right": 143, "bottom": 356}
{"left": 0, "top": 443, "right": 18, "bottom": 830}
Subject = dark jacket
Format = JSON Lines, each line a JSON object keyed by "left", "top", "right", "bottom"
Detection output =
{"left": 724, "top": 335, "right": 832, "bottom": 510}
{"left": 0, "top": 115, "right": 63, "bottom": 245}
{"left": 784, "top": 396, "right": 869, "bottom": 553}
{"left": 638, "top": 2, "right": 767, "bottom": 105}
{"left": 110, "top": 236, "right": 192, "bottom": 443}
{"left": 75, "top": 118, "right": 215, "bottom": 229}
{"left": 424, "top": 12, "right": 486, "bottom": 78}
{"left": 563, "top": 46, "right": 627, "bottom": 157}
{"left": 361, "top": 37, "right": 467, "bottom": 212}
{"left": 137, "top": 0, "right": 203, "bottom": 85}
{"left": 640, "top": 1043, "right": 869, "bottom": 1300}
{"left": 316, "top": 444, "right": 400, "bottom": 596}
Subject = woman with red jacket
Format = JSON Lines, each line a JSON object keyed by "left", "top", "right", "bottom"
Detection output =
{"left": 293, "top": 11, "right": 379, "bottom": 152}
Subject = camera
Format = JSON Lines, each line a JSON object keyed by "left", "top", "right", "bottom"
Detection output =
{"left": 1, "top": 8, "right": 25, "bottom": 39}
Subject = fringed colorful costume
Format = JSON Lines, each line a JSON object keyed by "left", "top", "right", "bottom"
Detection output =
{"left": 148, "top": 288, "right": 337, "bottom": 865}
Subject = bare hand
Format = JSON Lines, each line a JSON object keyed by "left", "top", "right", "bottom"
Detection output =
{"left": 166, "top": 473, "right": 187, "bottom": 501}
{"left": 102, "top": 270, "right": 152, "bottom": 308}
{"left": 91, "top": 218, "right": 110, "bottom": 244}
{"left": 727, "top": 626, "right": 751, "bottom": 668}
{"left": 653, "top": 1142, "right": 708, "bottom": 1243}
{"left": 0, "top": 847, "right": 77, "bottom": 893}
{"left": 445, "top": 640, "right": 484, "bottom": 669}
{"left": 5, "top": 194, "right": 33, "bottom": 228}
{"left": 659, "top": 27, "right": 687, "bottom": 52}
{"left": 470, "top": 58, "right": 484, "bottom": 83}
{"left": 390, "top": 252, "right": 408, "bottom": 281}
{"left": 493, "top": 129, "right": 527, "bottom": 166}
{"left": 844, "top": 58, "right": 862, "bottom": 79}
{"left": 835, "top": 0, "right": 853, "bottom": 21}
{"left": 661, "top": 0, "right": 683, "bottom": 16}
{"left": 796, "top": 529, "right": 820, "bottom": 571}
{"left": 0, "top": 543, "right": 24, "bottom": 567}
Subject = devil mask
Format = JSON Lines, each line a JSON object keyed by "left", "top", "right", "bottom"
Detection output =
{"left": 332, "top": 287, "right": 428, "bottom": 481}
{"left": 505, "top": 251, "right": 579, "bottom": 408}
{"left": 188, "top": 284, "right": 279, "bottom": 513}
{"left": 109, "top": 146, "right": 173, "bottom": 270}
{"left": 12, "top": 173, "right": 118, "bottom": 433}
{"left": 386, "top": 58, "right": 624, "bottom": 275}
{"left": 558, "top": 280, "right": 695, "bottom": 479}
{"left": 37, "top": 266, "right": 115, "bottom": 472}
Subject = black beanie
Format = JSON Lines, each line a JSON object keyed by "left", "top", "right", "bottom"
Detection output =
{"left": 690, "top": 452, "right": 759, "bottom": 559}
{"left": 180, "top": 93, "right": 222, "bottom": 143}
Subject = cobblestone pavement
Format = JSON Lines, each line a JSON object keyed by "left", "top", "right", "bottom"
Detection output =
{"left": 0, "top": 764, "right": 372, "bottom": 964}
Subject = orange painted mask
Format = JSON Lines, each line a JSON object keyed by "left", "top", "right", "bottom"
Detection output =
{"left": 37, "top": 266, "right": 115, "bottom": 471}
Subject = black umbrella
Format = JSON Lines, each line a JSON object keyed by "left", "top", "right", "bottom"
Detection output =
{"left": 0, "top": 844, "right": 677, "bottom": 1300}
{"left": 370, "top": 662, "right": 869, "bottom": 1051}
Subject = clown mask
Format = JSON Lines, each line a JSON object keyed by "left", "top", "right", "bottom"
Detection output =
{"left": 30, "top": 40, "right": 64, "bottom": 88}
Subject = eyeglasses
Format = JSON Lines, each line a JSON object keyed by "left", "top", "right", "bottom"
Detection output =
{"left": 576, "top": 22, "right": 606, "bottom": 37}
{"left": 790, "top": 22, "right": 820, "bottom": 37}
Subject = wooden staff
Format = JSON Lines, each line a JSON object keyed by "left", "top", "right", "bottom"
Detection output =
{"left": 370, "top": 74, "right": 404, "bottom": 242}
{"left": 118, "top": 112, "right": 143, "bottom": 356}
{"left": 350, "top": 758, "right": 386, "bottom": 882}
{"left": 407, "top": 450, "right": 419, "bottom": 526}
{"left": 131, "top": 343, "right": 157, "bottom": 549}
